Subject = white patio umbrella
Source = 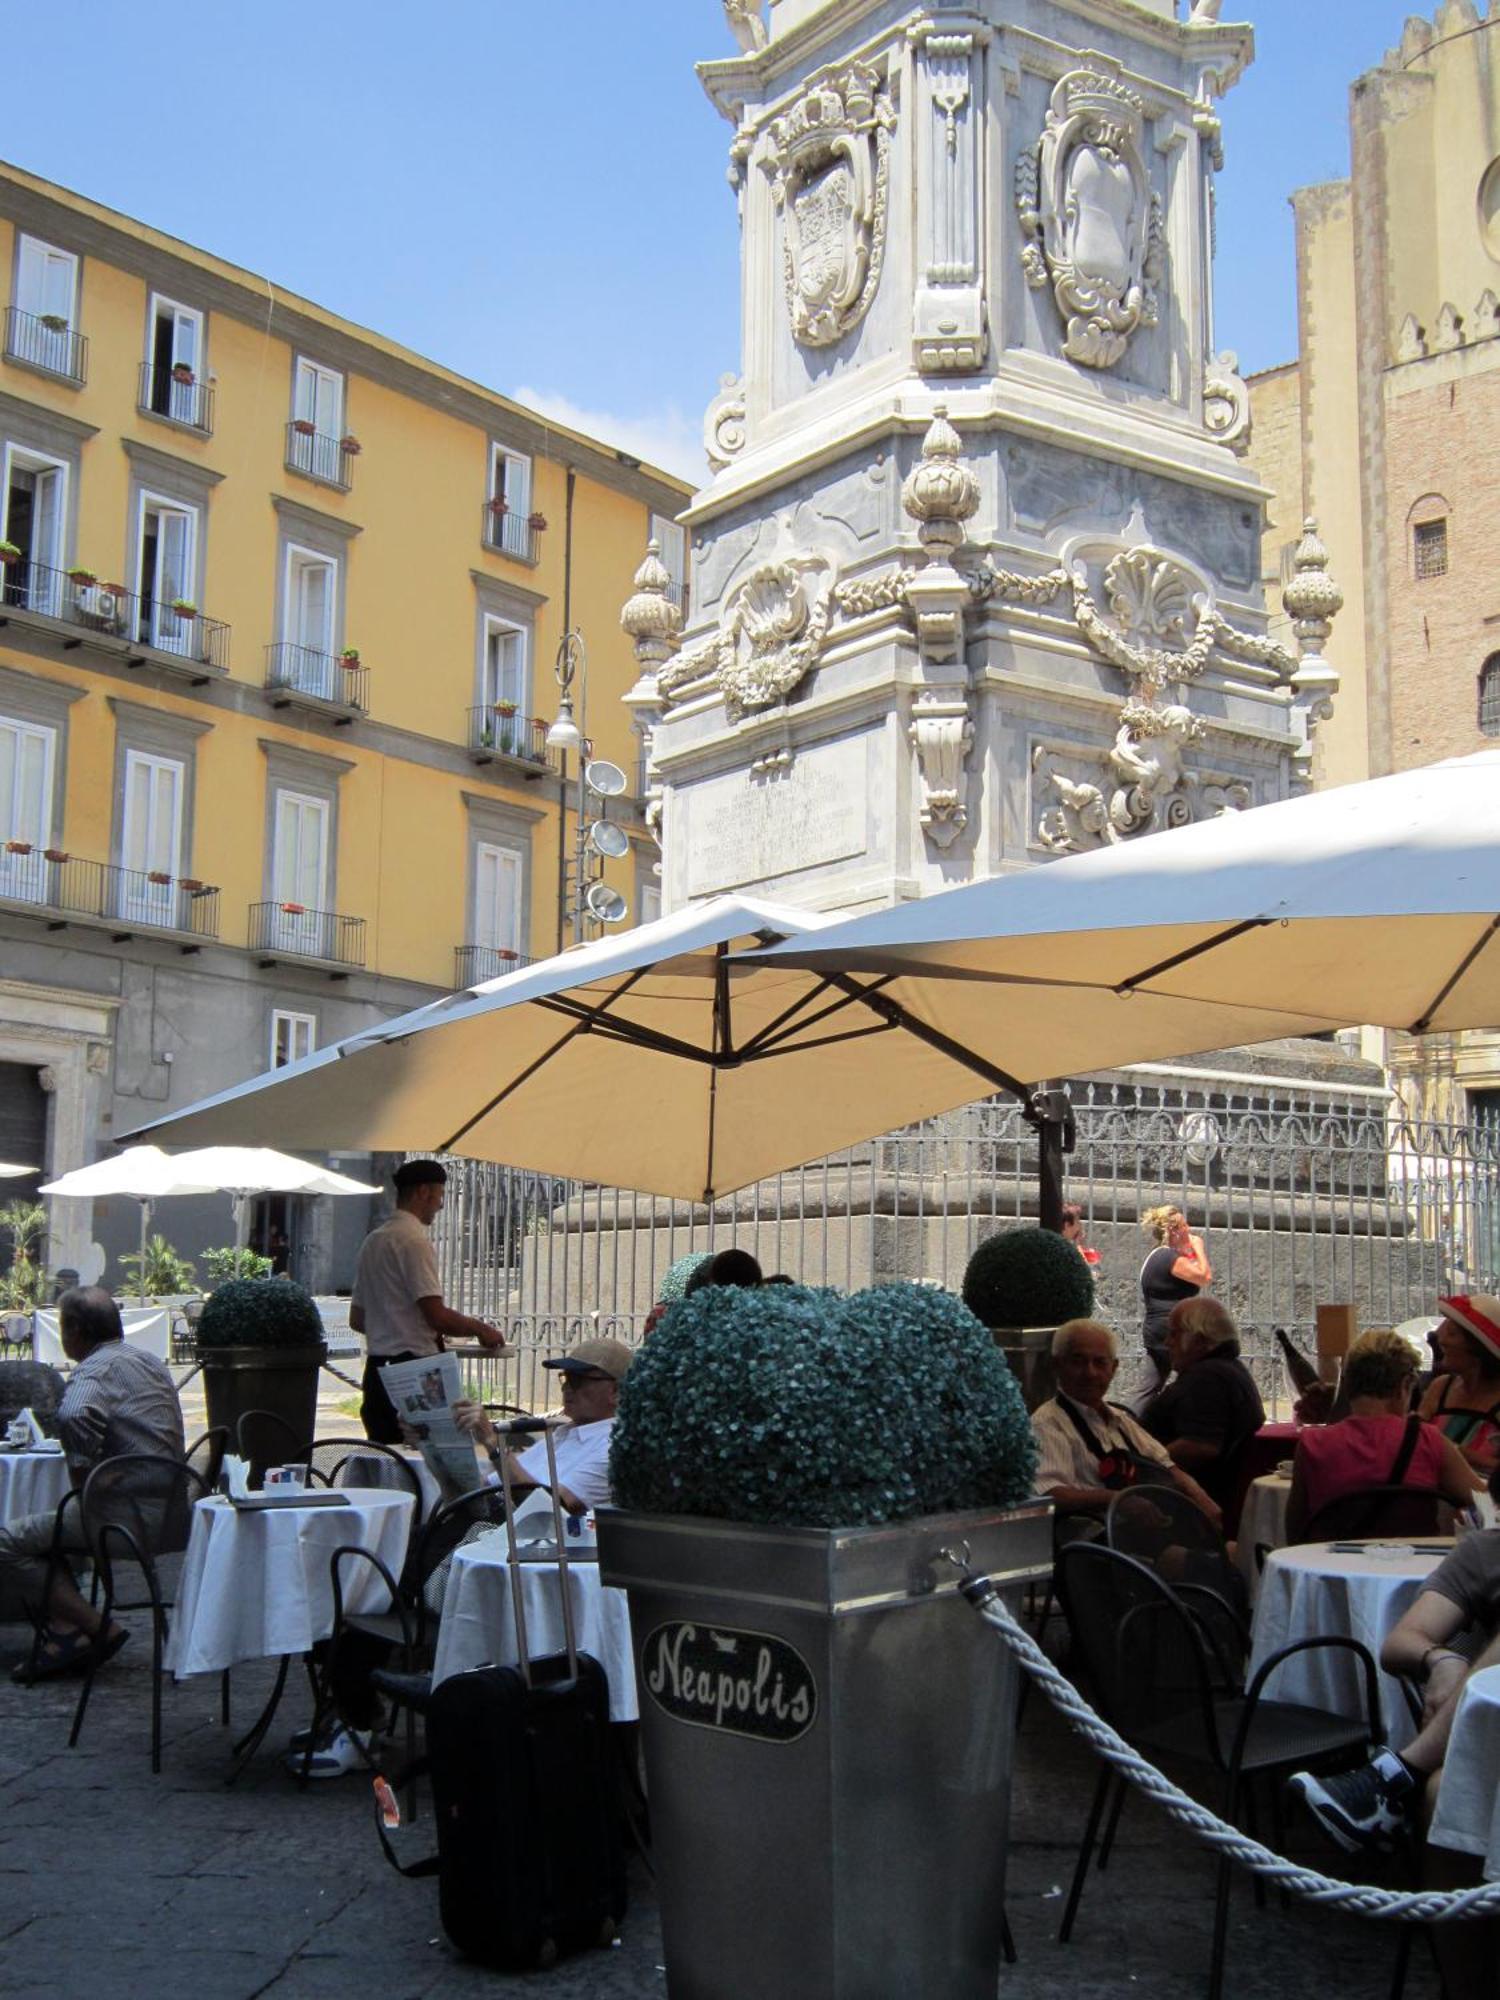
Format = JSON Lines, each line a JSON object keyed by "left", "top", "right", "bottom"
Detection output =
{"left": 749, "top": 749, "right": 1500, "bottom": 1065}
{"left": 0, "top": 1162, "right": 37, "bottom": 1177}
{"left": 119, "top": 893, "right": 1264, "bottom": 1204}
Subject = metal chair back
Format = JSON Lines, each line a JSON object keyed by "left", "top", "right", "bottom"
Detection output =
{"left": 183, "top": 1425, "right": 228, "bottom": 1489}
{"left": 1300, "top": 1483, "right": 1446, "bottom": 1543}
{"left": 235, "top": 1408, "right": 309, "bottom": 1485}
{"left": 304, "top": 1437, "right": 426, "bottom": 1524}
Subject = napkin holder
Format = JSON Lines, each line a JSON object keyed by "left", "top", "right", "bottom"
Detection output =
{"left": 4, "top": 1407, "right": 49, "bottom": 1449}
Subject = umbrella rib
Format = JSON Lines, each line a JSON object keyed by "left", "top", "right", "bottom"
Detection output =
{"left": 821, "top": 973, "right": 1033, "bottom": 1102}
{"left": 1113, "top": 917, "right": 1273, "bottom": 995}
{"left": 742, "top": 1019, "right": 899, "bottom": 1060}
{"left": 1410, "top": 914, "right": 1500, "bottom": 1033}
{"left": 735, "top": 973, "right": 898, "bottom": 1058}
{"left": 531, "top": 998, "right": 719, "bottom": 1065}
{"left": 436, "top": 965, "right": 658, "bottom": 1151}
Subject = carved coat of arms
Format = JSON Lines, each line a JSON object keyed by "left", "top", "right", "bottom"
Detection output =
{"left": 656, "top": 553, "right": 837, "bottom": 722}
{"left": 1017, "top": 67, "right": 1164, "bottom": 369}
{"left": 761, "top": 63, "right": 896, "bottom": 349}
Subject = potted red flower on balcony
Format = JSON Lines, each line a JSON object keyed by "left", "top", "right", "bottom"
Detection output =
{"left": 147, "top": 870, "right": 172, "bottom": 886}
{"left": 340, "top": 434, "right": 361, "bottom": 456}
{"left": 488, "top": 496, "right": 508, "bottom": 516}
{"left": 43, "top": 849, "right": 69, "bottom": 865}
{"left": 5, "top": 840, "right": 33, "bottom": 856}
{"left": 0, "top": 541, "right": 21, "bottom": 566}
{"left": 280, "top": 902, "right": 306, "bottom": 916}
{"left": 179, "top": 877, "right": 204, "bottom": 893}
{"left": 66, "top": 566, "right": 97, "bottom": 586}
{"left": 339, "top": 647, "right": 361, "bottom": 669}
{"left": 292, "top": 417, "right": 317, "bottom": 437}
{"left": 527, "top": 512, "right": 548, "bottom": 532}
{"left": 170, "top": 598, "right": 198, "bottom": 619}
{"left": 37, "top": 313, "right": 68, "bottom": 333}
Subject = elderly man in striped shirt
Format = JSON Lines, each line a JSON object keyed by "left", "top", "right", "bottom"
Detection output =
{"left": 3, "top": 1285, "right": 183, "bottom": 1684}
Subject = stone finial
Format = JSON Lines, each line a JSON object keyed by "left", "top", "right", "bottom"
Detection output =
{"left": 1432, "top": 302, "right": 1466, "bottom": 353}
{"left": 1475, "top": 289, "right": 1500, "bottom": 337}
{"left": 723, "top": 0, "right": 767, "bottom": 54}
{"left": 620, "top": 540, "right": 683, "bottom": 670}
{"left": 1396, "top": 313, "right": 1427, "bottom": 363}
{"left": 1283, "top": 518, "right": 1342, "bottom": 722}
{"left": 901, "top": 407, "right": 981, "bottom": 558}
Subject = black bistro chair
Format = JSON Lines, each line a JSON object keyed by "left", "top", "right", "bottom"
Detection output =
{"left": 235, "top": 1408, "right": 309, "bottom": 1486}
{"left": 66, "top": 1452, "right": 208, "bottom": 1773}
{"left": 1054, "top": 1541, "right": 1384, "bottom": 2000}
{"left": 302, "top": 1437, "right": 427, "bottom": 1526}
{"left": 1105, "top": 1484, "right": 1251, "bottom": 1670}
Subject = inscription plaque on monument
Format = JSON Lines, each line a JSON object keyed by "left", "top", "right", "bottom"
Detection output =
{"left": 684, "top": 735, "right": 869, "bottom": 898}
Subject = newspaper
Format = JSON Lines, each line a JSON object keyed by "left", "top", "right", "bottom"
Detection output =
{"left": 378, "top": 1352, "right": 483, "bottom": 1497}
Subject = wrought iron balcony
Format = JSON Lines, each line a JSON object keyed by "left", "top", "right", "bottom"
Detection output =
{"left": 0, "top": 847, "right": 220, "bottom": 943}
{"left": 0, "top": 558, "right": 230, "bottom": 681}
{"left": 264, "top": 642, "right": 368, "bottom": 720}
{"left": 285, "top": 421, "right": 353, "bottom": 491}
{"left": 4, "top": 306, "right": 87, "bottom": 384}
{"left": 479, "top": 503, "right": 539, "bottom": 564}
{"left": 465, "top": 705, "right": 551, "bottom": 768}
{"left": 454, "top": 944, "right": 536, "bottom": 988}
{"left": 249, "top": 901, "right": 366, "bottom": 971}
{"left": 138, "top": 360, "right": 214, "bottom": 434}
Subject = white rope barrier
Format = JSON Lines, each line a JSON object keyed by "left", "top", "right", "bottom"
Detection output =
{"left": 964, "top": 1576, "right": 1500, "bottom": 1923}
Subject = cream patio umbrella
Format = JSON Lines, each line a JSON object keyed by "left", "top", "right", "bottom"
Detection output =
{"left": 121, "top": 893, "right": 1319, "bottom": 1204}
{"left": 747, "top": 750, "right": 1500, "bottom": 1069}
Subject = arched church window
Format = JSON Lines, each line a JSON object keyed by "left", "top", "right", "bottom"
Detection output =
{"left": 1478, "top": 655, "right": 1500, "bottom": 737}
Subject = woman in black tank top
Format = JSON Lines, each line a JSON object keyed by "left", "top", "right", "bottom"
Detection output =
{"left": 1139, "top": 1204, "right": 1212, "bottom": 1381}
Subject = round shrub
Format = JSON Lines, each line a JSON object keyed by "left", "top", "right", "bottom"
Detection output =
{"left": 195, "top": 1277, "right": 324, "bottom": 1350}
{"left": 609, "top": 1280, "right": 1037, "bottom": 1528}
{"left": 657, "top": 1252, "right": 710, "bottom": 1304}
{"left": 962, "top": 1227, "right": 1094, "bottom": 1330}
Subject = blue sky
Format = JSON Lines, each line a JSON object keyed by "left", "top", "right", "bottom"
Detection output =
{"left": 3, "top": 2, "right": 1409, "bottom": 478}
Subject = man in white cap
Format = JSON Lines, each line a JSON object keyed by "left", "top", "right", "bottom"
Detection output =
{"left": 454, "top": 1337, "right": 632, "bottom": 1513}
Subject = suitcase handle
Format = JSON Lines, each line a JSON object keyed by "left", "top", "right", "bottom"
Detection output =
{"left": 497, "top": 1417, "right": 581, "bottom": 1687}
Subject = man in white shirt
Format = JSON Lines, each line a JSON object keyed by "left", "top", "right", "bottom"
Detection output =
{"left": 455, "top": 1337, "right": 632, "bottom": 1512}
{"left": 350, "top": 1159, "right": 502, "bottom": 1443}
{"left": 1031, "top": 1319, "right": 1220, "bottom": 1528}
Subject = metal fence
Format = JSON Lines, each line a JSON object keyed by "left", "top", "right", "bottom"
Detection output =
{"left": 428, "top": 1062, "right": 1500, "bottom": 1416}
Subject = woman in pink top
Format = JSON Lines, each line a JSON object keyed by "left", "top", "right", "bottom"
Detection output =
{"left": 1287, "top": 1329, "right": 1474, "bottom": 1539}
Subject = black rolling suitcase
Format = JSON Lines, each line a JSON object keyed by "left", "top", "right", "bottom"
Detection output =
{"left": 378, "top": 1416, "right": 626, "bottom": 1970}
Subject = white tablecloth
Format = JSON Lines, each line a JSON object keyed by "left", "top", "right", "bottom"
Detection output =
{"left": 1249, "top": 1540, "right": 1452, "bottom": 1750}
{"left": 1237, "top": 1473, "right": 1292, "bottom": 1596}
{"left": 431, "top": 1529, "right": 637, "bottom": 1721}
{"left": 32, "top": 1307, "right": 170, "bottom": 1367}
{"left": 0, "top": 1448, "right": 70, "bottom": 1527}
{"left": 1429, "top": 1665, "right": 1500, "bottom": 1879}
{"left": 165, "top": 1488, "right": 414, "bottom": 1678}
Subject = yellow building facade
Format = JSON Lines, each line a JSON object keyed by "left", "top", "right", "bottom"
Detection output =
{"left": 0, "top": 161, "right": 689, "bottom": 1286}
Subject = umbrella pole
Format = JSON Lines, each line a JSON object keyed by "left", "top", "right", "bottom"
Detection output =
{"left": 1025, "top": 1087, "right": 1074, "bottom": 1235}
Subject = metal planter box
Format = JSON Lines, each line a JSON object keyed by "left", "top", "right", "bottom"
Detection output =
{"left": 599, "top": 1500, "right": 1050, "bottom": 2000}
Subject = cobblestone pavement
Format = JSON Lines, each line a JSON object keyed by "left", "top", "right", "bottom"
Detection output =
{"left": 0, "top": 1608, "right": 1445, "bottom": 1999}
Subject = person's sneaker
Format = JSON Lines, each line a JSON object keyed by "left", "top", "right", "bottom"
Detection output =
{"left": 286, "top": 1700, "right": 387, "bottom": 1754}
{"left": 1287, "top": 1749, "right": 1416, "bottom": 1853}
{"left": 284, "top": 1720, "right": 372, "bottom": 1779}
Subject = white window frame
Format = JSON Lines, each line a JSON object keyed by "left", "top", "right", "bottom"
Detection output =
{"left": 271, "top": 787, "right": 332, "bottom": 956}
{"left": 472, "top": 840, "right": 525, "bottom": 961}
{"left": 480, "top": 614, "right": 529, "bottom": 722}
{"left": 280, "top": 541, "right": 340, "bottom": 697}
{"left": 14, "top": 235, "right": 79, "bottom": 374}
{"left": 270, "top": 1008, "right": 317, "bottom": 1069}
{"left": 145, "top": 293, "right": 204, "bottom": 424}
{"left": 0, "top": 713, "right": 57, "bottom": 903}
{"left": 488, "top": 445, "right": 533, "bottom": 558}
{"left": 2, "top": 444, "right": 69, "bottom": 617}
{"left": 119, "top": 747, "right": 185, "bottom": 925}
{"left": 134, "top": 488, "right": 200, "bottom": 654}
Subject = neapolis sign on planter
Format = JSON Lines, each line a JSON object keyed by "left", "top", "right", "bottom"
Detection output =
{"left": 642, "top": 1620, "right": 818, "bottom": 1743}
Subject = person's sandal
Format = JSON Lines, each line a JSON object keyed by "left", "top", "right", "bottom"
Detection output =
{"left": 11, "top": 1624, "right": 129, "bottom": 1685}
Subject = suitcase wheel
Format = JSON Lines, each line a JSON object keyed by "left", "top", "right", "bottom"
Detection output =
{"left": 536, "top": 1938, "right": 559, "bottom": 1971}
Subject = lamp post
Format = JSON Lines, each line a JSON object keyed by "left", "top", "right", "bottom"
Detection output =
{"left": 545, "top": 629, "right": 589, "bottom": 950}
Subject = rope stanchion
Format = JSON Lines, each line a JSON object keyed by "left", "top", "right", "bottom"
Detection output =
{"left": 320, "top": 1358, "right": 365, "bottom": 1392}
{"left": 963, "top": 1572, "right": 1500, "bottom": 1924}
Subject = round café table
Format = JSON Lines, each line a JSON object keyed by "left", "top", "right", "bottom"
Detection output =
{"left": 1249, "top": 1539, "right": 1452, "bottom": 1750}
{"left": 165, "top": 1487, "right": 414, "bottom": 1678}
{"left": 1429, "top": 1664, "right": 1500, "bottom": 1880}
{"left": 432, "top": 1526, "right": 637, "bottom": 1721}
{"left": 1235, "top": 1472, "right": 1292, "bottom": 1598}
{"left": 0, "top": 1446, "right": 70, "bottom": 1528}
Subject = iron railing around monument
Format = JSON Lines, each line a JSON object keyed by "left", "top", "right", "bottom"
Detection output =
{"left": 426, "top": 1063, "right": 1500, "bottom": 1416}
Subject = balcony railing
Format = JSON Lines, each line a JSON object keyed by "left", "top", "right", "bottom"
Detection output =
{"left": 138, "top": 360, "right": 214, "bottom": 434}
{"left": 0, "top": 558, "right": 229, "bottom": 678}
{"left": 465, "top": 705, "right": 551, "bottom": 768}
{"left": 0, "top": 847, "right": 220, "bottom": 941}
{"left": 264, "top": 642, "right": 368, "bottom": 718}
{"left": 480, "top": 504, "right": 539, "bottom": 564}
{"left": 285, "top": 422, "right": 353, "bottom": 490}
{"left": 454, "top": 944, "right": 536, "bottom": 988}
{"left": 249, "top": 901, "right": 366, "bottom": 970}
{"left": 4, "top": 306, "right": 87, "bottom": 384}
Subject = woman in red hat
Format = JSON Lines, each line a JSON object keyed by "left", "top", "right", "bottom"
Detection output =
{"left": 1417, "top": 1293, "right": 1500, "bottom": 1486}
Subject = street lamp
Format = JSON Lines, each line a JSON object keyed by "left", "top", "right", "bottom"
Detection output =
{"left": 546, "top": 629, "right": 628, "bottom": 947}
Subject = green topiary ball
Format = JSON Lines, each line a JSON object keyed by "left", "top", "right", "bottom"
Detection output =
{"left": 609, "top": 1280, "right": 1037, "bottom": 1529}
{"left": 961, "top": 1227, "right": 1095, "bottom": 1330}
{"left": 196, "top": 1277, "right": 325, "bottom": 1349}
{"left": 656, "top": 1252, "right": 710, "bottom": 1304}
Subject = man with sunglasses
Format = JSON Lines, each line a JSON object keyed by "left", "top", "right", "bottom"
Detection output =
{"left": 454, "top": 1338, "right": 632, "bottom": 1513}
